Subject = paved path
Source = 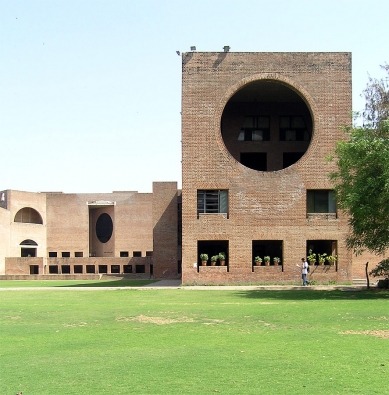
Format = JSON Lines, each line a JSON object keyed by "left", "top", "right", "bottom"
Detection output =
{"left": 0, "top": 278, "right": 367, "bottom": 291}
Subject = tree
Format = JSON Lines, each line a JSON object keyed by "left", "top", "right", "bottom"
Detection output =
{"left": 328, "top": 64, "right": 389, "bottom": 256}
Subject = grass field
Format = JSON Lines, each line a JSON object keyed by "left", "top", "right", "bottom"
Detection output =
{"left": 1, "top": 287, "right": 388, "bottom": 394}
{"left": 0, "top": 279, "right": 158, "bottom": 288}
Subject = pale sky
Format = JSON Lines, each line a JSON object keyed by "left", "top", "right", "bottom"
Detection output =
{"left": 1, "top": 0, "right": 388, "bottom": 193}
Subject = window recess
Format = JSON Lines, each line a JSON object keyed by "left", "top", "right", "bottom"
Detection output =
{"left": 238, "top": 116, "right": 270, "bottom": 141}
{"left": 279, "top": 116, "right": 310, "bottom": 141}
{"left": 197, "top": 190, "right": 228, "bottom": 218}
{"left": 307, "top": 190, "right": 336, "bottom": 214}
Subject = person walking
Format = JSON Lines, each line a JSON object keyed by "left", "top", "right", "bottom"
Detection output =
{"left": 297, "top": 258, "right": 310, "bottom": 286}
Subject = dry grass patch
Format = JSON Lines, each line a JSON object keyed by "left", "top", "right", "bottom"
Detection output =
{"left": 116, "top": 315, "right": 196, "bottom": 325}
{"left": 340, "top": 330, "right": 389, "bottom": 338}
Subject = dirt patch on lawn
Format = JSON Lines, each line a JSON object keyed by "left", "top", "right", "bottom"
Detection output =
{"left": 340, "top": 330, "right": 389, "bottom": 339}
{"left": 116, "top": 315, "right": 196, "bottom": 325}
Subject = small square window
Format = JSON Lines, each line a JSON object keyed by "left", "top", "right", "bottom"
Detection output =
{"left": 62, "top": 252, "right": 70, "bottom": 258}
{"left": 49, "top": 252, "right": 57, "bottom": 258}
{"left": 133, "top": 251, "right": 142, "bottom": 257}
{"left": 120, "top": 251, "right": 129, "bottom": 257}
{"left": 307, "top": 190, "right": 336, "bottom": 214}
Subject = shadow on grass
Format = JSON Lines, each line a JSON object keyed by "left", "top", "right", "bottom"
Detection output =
{"left": 234, "top": 289, "right": 389, "bottom": 301}
{"left": 57, "top": 280, "right": 159, "bottom": 288}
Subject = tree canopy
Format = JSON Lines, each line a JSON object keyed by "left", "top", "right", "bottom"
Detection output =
{"left": 328, "top": 64, "right": 389, "bottom": 256}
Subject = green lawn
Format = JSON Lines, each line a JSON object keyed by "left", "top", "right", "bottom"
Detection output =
{"left": 0, "top": 279, "right": 158, "bottom": 288}
{"left": 1, "top": 289, "right": 388, "bottom": 394}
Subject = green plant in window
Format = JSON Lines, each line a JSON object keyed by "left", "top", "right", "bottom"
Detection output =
{"left": 200, "top": 254, "right": 208, "bottom": 262}
{"left": 318, "top": 253, "right": 327, "bottom": 264}
{"left": 211, "top": 255, "right": 219, "bottom": 263}
{"left": 307, "top": 249, "right": 317, "bottom": 264}
{"left": 264, "top": 256, "right": 270, "bottom": 265}
{"left": 254, "top": 256, "right": 262, "bottom": 264}
{"left": 326, "top": 255, "right": 337, "bottom": 265}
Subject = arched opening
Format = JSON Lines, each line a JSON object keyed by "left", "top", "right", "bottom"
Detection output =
{"left": 221, "top": 80, "right": 313, "bottom": 171}
{"left": 14, "top": 207, "right": 43, "bottom": 224}
{"left": 20, "top": 239, "right": 38, "bottom": 257}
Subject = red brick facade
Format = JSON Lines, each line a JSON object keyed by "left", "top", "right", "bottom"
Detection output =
{"left": 181, "top": 52, "right": 355, "bottom": 284}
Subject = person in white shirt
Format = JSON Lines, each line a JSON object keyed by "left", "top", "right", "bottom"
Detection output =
{"left": 297, "top": 258, "right": 310, "bottom": 286}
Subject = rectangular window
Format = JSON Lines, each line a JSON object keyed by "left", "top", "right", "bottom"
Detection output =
{"left": 49, "top": 265, "right": 58, "bottom": 274}
{"left": 61, "top": 252, "right": 70, "bottom": 258}
{"left": 48, "top": 252, "right": 57, "bottom": 258}
{"left": 74, "top": 265, "right": 83, "bottom": 274}
{"left": 133, "top": 251, "right": 142, "bottom": 257}
{"left": 307, "top": 190, "right": 336, "bottom": 213}
{"left": 75, "top": 252, "right": 83, "bottom": 257}
{"left": 146, "top": 251, "right": 153, "bottom": 257}
{"left": 197, "top": 190, "right": 228, "bottom": 217}
{"left": 124, "top": 265, "right": 133, "bottom": 273}
{"left": 135, "top": 265, "right": 145, "bottom": 273}
{"left": 279, "top": 116, "right": 309, "bottom": 141}
{"left": 238, "top": 116, "right": 270, "bottom": 141}
{"left": 111, "top": 265, "right": 120, "bottom": 274}
{"left": 120, "top": 251, "right": 129, "bottom": 257}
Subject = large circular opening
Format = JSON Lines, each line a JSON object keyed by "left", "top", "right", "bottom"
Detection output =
{"left": 221, "top": 80, "right": 313, "bottom": 171}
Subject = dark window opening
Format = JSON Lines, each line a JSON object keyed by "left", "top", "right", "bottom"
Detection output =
{"left": 133, "top": 251, "right": 142, "bottom": 257}
{"left": 197, "top": 240, "right": 229, "bottom": 270}
{"left": 146, "top": 251, "right": 153, "bottom": 257}
{"left": 252, "top": 240, "right": 283, "bottom": 268}
{"left": 74, "top": 265, "right": 83, "bottom": 274}
{"left": 306, "top": 240, "right": 337, "bottom": 267}
{"left": 197, "top": 190, "right": 228, "bottom": 217}
{"left": 120, "top": 251, "right": 129, "bottom": 257}
{"left": 86, "top": 265, "right": 96, "bottom": 274}
{"left": 279, "top": 116, "right": 310, "bottom": 141}
{"left": 240, "top": 152, "right": 267, "bottom": 171}
{"left": 62, "top": 252, "right": 70, "bottom": 258}
{"left": 96, "top": 213, "right": 113, "bottom": 243}
{"left": 49, "top": 252, "right": 57, "bottom": 258}
{"left": 61, "top": 265, "right": 71, "bottom": 274}
{"left": 178, "top": 260, "right": 182, "bottom": 274}
{"left": 49, "top": 265, "right": 59, "bottom": 274}
{"left": 98, "top": 265, "right": 108, "bottom": 274}
{"left": 150, "top": 264, "right": 154, "bottom": 276}
{"left": 307, "top": 190, "right": 336, "bottom": 214}
{"left": 75, "top": 252, "right": 83, "bottom": 257}
{"left": 30, "top": 265, "right": 39, "bottom": 274}
{"left": 238, "top": 116, "right": 270, "bottom": 141}
{"left": 124, "top": 265, "right": 133, "bottom": 274}
{"left": 21, "top": 248, "right": 36, "bottom": 257}
{"left": 20, "top": 239, "right": 38, "bottom": 246}
{"left": 135, "top": 265, "right": 146, "bottom": 273}
{"left": 111, "top": 265, "right": 120, "bottom": 274}
{"left": 135, "top": 265, "right": 145, "bottom": 273}
{"left": 283, "top": 152, "right": 304, "bottom": 168}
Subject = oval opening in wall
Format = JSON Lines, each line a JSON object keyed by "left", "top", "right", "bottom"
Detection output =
{"left": 96, "top": 213, "right": 113, "bottom": 243}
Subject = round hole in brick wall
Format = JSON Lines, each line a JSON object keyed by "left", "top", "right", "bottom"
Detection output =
{"left": 221, "top": 80, "right": 313, "bottom": 171}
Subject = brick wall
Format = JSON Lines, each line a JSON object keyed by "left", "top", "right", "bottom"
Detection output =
{"left": 181, "top": 52, "right": 354, "bottom": 284}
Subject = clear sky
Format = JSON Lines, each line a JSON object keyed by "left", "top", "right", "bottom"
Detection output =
{"left": 1, "top": 0, "right": 388, "bottom": 193}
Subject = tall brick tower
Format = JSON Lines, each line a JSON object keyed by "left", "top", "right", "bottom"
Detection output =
{"left": 181, "top": 52, "right": 352, "bottom": 284}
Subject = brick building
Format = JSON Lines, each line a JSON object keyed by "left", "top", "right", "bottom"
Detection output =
{"left": 0, "top": 184, "right": 181, "bottom": 278}
{"left": 181, "top": 51, "right": 374, "bottom": 284}
{"left": 0, "top": 51, "right": 377, "bottom": 283}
